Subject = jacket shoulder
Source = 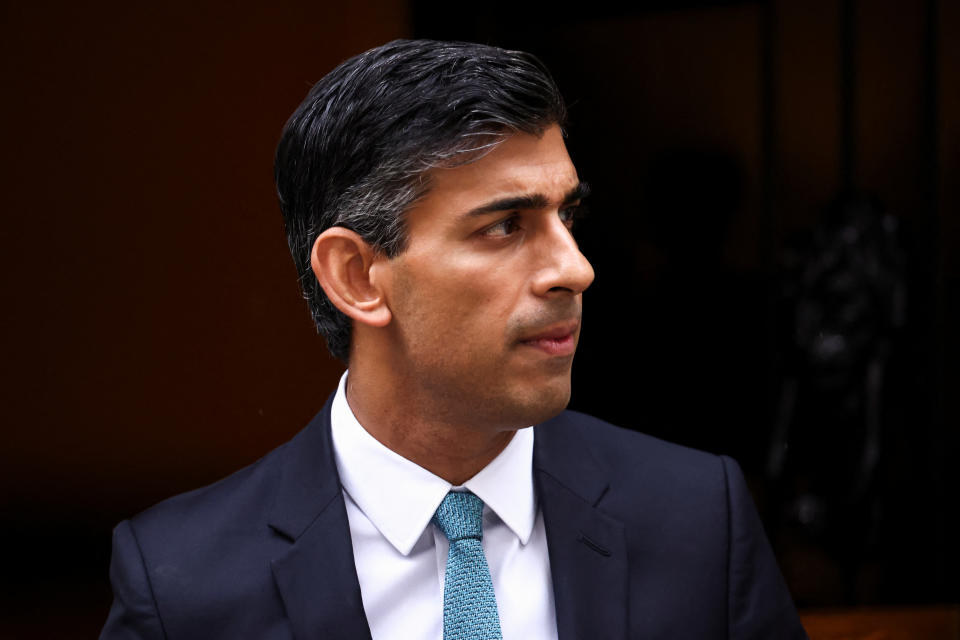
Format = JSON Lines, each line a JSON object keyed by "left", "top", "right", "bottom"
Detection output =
{"left": 540, "top": 409, "right": 735, "bottom": 535}
{"left": 129, "top": 436, "right": 291, "bottom": 539}
{"left": 549, "top": 409, "right": 724, "bottom": 478}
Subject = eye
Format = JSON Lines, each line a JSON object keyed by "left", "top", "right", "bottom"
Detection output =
{"left": 483, "top": 213, "right": 522, "bottom": 237}
{"left": 559, "top": 204, "right": 582, "bottom": 229}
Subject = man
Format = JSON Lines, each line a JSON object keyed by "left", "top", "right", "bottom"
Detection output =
{"left": 101, "top": 39, "right": 807, "bottom": 639}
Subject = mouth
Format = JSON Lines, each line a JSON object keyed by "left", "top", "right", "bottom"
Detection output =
{"left": 518, "top": 320, "right": 580, "bottom": 357}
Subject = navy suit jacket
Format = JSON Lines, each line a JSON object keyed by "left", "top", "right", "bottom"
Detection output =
{"left": 101, "top": 397, "right": 808, "bottom": 639}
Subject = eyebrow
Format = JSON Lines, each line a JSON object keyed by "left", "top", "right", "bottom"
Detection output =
{"left": 462, "top": 181, "right": 591, "bottom": 218}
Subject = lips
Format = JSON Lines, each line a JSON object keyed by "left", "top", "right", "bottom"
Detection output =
{"left": 518, "top": 320, "right": 580, "bottom": 356}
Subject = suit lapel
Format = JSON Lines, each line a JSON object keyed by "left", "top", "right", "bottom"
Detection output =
{"left": 535, "top": 412, "right": 629, "bottom": 640}
{"left": 268, "top": 396, "right": 373, "bottom": 640}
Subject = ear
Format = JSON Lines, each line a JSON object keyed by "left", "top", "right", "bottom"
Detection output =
{"left": 310, "top": 227, "right": 392, "bottom": 328}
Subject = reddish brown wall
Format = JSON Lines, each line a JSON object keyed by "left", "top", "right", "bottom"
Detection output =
{"left": 2, "top": 1, "right": 409, "bottom": 510}
{"left": 1, "top": 3, "right": 408, "bottom": 631}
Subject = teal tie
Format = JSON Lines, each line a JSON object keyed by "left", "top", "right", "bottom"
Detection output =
{"left": 432, "top": 491, "right": 503, "bottom": 640}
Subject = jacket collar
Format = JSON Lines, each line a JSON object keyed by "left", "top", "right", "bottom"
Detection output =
{"left": 268, "top": 394, "right": 373, "bottom": 640}
{"left": 535, "top": 411, "right": 630, "bottom": 640}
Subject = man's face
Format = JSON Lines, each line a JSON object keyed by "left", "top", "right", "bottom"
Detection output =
{"left": 378, "top": 125, "right": 594, "bottom": 430}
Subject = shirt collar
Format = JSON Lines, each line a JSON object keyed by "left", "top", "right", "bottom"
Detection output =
{"left": 329, "top": 371, "right": 537, "bottom": 556}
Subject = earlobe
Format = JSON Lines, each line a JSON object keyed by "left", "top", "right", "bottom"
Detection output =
{"left": 310, "top": 228, "right": 392, "bottom": 328}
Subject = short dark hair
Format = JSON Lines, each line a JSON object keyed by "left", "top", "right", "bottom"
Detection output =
{"left": 274, "top": 39, "right": 567, "bottom": 362}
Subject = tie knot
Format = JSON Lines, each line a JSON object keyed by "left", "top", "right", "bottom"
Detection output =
{"left": 433, "top": 491, "right": 485, "bottom": 542}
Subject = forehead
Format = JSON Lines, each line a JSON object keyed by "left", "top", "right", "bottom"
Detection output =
{"left": 408, "top": 125, "right": 579, "bottom": 224}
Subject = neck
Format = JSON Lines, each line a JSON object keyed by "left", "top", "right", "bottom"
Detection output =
{"left": 344, "top": 362, "right": 516, "bottom": 486}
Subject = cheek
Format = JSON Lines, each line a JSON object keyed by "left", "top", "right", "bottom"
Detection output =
{"left": 398, "top": 258, "right": 517, "bottom": 346}
{"left": 410, "top": 245, "right": 505, "bottom": 298}
{"left": 431, "top": 279, "right": 508, "bottom": 336}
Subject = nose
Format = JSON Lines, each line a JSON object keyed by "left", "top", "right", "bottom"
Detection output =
{"left": 531, "top": 217, "right": 595, "bottom": 297}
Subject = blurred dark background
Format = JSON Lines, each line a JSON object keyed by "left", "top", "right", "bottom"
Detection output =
{"left": 2, "top": 0, "right": 957, "bottom": 636}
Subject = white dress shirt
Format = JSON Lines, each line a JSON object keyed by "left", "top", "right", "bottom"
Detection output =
{"left": 330, "top": 372, "right": 558, "bottom": 640}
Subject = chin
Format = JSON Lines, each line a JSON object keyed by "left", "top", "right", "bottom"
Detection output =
{"left": 504, "top": 378, "right": 572, "bottom": 428}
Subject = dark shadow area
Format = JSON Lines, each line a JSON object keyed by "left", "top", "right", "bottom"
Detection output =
{"left": 412, "top": 0, "right": 959, "bottom": 609}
